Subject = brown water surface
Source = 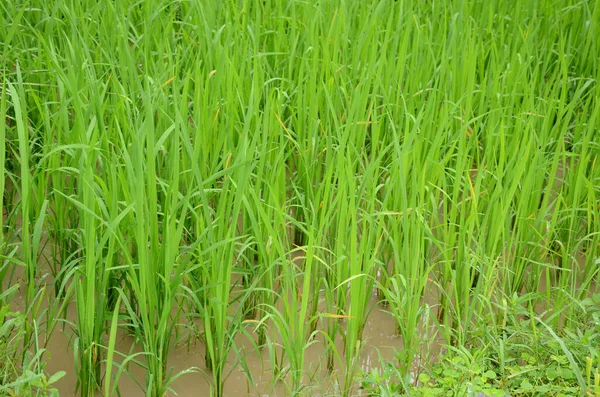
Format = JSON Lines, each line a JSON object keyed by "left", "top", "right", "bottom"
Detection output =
{"left": 41, "top": 294, "right": 413, "bottom": 396}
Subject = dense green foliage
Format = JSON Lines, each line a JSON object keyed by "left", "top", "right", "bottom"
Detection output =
{"left": 1, "top": 0, "right": 599, "bottom": 396}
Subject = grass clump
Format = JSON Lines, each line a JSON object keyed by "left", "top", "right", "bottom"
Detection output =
{"left": 361, "top": 293, "right": 600, "bottom": 396}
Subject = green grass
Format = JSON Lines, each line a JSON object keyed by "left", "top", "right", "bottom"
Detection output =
{"left": 1, "top": 0, "right": 599, "bottom": 396}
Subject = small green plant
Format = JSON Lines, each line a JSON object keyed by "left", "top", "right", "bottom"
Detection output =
{"left": 1, "top": 365, "right": 65, "bottom": 397}
{"left": 0, "top": 292, "right": 65, "bottom": 397}
{"left": 360, "top": 310, "right": 600, "bottom": 397}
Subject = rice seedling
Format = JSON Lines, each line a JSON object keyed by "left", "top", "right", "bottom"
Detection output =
{"left": 0, "top": 82, "right": 6, "bottom": 287}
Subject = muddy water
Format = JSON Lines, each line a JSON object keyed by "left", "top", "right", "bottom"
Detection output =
{"left": 42, "top": 294, "right": 422, "bottom": 397}
{"left": 2, "top": 228, "right": 441, "bottom": 397}
{"left": 1, "top": 197, "right": 438, "bottom": 397}
{"left": 34, "top": 245, "right": 587, "bottom": 397}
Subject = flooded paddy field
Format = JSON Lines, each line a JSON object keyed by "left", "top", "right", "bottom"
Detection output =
{"left": 1, "top": 1, "right": 599, "bottom": 396}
